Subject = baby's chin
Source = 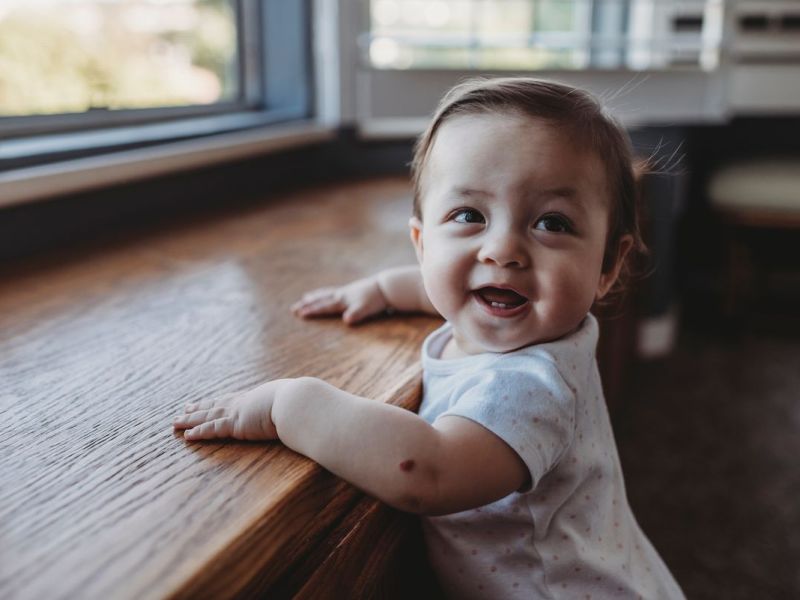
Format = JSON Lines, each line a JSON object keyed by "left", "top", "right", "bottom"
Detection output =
{"left": 455, "top": 321, "right": 578, "bottom": 355}
{"left": 453, "top": 330, "right": 541, "bottom": 355}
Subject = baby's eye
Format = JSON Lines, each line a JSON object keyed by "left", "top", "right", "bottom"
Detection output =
{"left": 452, "top": 208, "right": 485, "bottom": 224}
{"left": 534, "top": 214, "right": 573, "bottom": 233}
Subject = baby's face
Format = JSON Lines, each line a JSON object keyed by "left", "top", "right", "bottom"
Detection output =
{"left": 411, "top": 112, "right": 620, "bottom": 355}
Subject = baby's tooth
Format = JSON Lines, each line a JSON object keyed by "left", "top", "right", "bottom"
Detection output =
{"left": 490, "top": 302, "right": 509, "bottom": 308}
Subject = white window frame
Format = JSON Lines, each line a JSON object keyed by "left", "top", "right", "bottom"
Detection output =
{"left": 350, "top": 0, "right": 731, "bottom": 139}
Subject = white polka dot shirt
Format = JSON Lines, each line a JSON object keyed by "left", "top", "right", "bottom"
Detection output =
{"left": 418, "top": 314, "right": 685, "bottom": 600}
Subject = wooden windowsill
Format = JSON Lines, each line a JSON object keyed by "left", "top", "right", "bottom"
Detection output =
{"left": 0, "top": 176, "right": 440, "bottom": 599}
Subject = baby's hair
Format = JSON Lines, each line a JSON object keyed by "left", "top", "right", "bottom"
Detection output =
{"left": 410, "top": 77, "right": 646, "bottom": 297}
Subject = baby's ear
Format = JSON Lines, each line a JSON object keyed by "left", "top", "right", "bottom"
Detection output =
{"left": 596, "top": 234, "right": 633, "bottom": 300}
{"left": 409, "top": 217, "right": 424, "bottom": 263}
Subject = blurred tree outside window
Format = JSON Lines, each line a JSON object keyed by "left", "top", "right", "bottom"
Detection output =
{"left": 0, "top": 0, "right": 239, "bottom": 118}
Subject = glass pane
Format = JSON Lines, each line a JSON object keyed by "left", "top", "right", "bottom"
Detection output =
{"left": 0, "top": 0, "right": 239, "bottom": 118}
{"left": 368, "top": 0, "right": 722, "bottom": 71}
{"left": 369, "top": 0, "right": 587, "bottom": 70}
{"left": 534, "top": 0, "right": 574, "bottom": 32}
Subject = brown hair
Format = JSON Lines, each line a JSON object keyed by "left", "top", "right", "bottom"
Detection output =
{"left": 410, "top": 77, "right": 645, "bottom": 292}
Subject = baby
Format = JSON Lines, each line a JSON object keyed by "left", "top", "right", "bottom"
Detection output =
{"left": 174, "top": 77, "right": 684, "bottom": 599}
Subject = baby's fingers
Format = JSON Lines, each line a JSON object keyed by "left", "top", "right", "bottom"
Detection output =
{"left": 173, "top": 407, "right": 226, "bottom": 430}
{"left": 293, "top": 287, "right": 336, "bottom": 305}
{"left": 183, "top": 417, "right": 235, "bottom": 440}
{"left": 292, "top": 290, "right": 345, "bottom": 318}
{"left": 183, "top": 400, "right": 217, "bottom": 413}
{"left": 342, "top": 302, "right": 375, "bottom": 325}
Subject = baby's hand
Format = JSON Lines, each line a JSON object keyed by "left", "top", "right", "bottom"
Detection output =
{"left": 173, "top": 380, "right": 287, "bottom": 441}
{"left": 291, "top": 276, "right": 388, "bottom": 325}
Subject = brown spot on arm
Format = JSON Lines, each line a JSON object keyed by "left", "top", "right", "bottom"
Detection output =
{"left": 399, "top": 459, "right": 415, "bottom": 472}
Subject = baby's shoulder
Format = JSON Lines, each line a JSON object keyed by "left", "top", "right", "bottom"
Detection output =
{"left": 527, "top": 316, "right": 598, "bottom": 376}
{"left": 464, "top": 352, "right": 577, "bottom": 408}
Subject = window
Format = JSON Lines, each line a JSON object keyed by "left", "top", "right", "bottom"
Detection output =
{"left": 0, "top": 0, "right": 242, "bottom": 121}
{"left": 0, "top": 0, "right": 312, "bottom": 170}
{"left": 366, "top": 0, "right": 723, "bottom": 72}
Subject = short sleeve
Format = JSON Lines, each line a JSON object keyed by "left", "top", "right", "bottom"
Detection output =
{"left": 435, "top": 359, "right": 576, "bottom": 491}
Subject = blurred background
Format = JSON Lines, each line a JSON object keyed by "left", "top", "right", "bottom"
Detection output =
{"left": 0, "top": 0, "right": 238, "bottom": 116}
{"left": 1, "top": 1, "right": 799, "bottom": 597}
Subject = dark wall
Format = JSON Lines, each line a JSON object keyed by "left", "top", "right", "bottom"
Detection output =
{"left": 677, "top": 116, "right": 800, "bottom": 325}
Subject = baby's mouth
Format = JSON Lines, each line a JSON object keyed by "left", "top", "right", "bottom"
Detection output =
{"left": 473, "top": 286, "right": 528, "bottom": 309}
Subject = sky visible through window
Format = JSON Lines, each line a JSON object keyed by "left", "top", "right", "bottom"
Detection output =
{"left": 0, "top": 0, "right": 238, "bottom": 118}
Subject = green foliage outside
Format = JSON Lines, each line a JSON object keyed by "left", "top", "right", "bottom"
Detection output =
{"left": 0, "top": 1, "right": 237, "bottom": 118}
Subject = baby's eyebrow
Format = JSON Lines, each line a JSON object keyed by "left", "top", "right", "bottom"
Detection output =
{"left": 450, "top": 185, "right": 585, "bottom": 205}
{"left": 452, "top": 186, "right": 493, "bottom": 198}
{"left": 539, "top": 186, "right": 579, "bottom": 199}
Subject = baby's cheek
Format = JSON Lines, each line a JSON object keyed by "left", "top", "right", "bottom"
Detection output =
{"left": 423, "top": 271, "right": 450, "bottom": 315}
{"left": 558, "top": 268, "right": 598, "bottom": 314}
{"left": 537, "top": 264, "right": 589, "bottom": 316}
{"left": 422, "top": 258, "right": 461, "bottom": 315}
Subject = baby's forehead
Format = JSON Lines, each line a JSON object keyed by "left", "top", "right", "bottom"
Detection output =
{"left": 435, "top": 111, "right": 595, "bottom": 156}
{"left": 434, "top": 112, "right": 602, "bottom": 165}
{"left": 421, "top": 115, "right": 612, "bottom": 206}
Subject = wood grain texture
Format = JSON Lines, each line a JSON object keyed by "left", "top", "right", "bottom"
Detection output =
{"left": 0, "top": 177, "right": 441, "bottom": 599}
{"left": 289, "top": 495, "right": 442, "bottom": 600}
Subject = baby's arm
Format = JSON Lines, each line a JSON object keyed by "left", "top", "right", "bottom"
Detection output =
{"left": 291, "top": 265, "right": 437, "bottom": 324}
{"left": 174, "top": 377, "right": 528, "bottom": 515}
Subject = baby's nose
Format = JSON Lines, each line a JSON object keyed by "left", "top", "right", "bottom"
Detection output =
{"left": 477, "top": 233, "right": 529, "bottom": 268}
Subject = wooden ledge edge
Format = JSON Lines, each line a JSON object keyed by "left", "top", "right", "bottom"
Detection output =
{"left": 168, "top": 365, "right": 425, "bottom": 599}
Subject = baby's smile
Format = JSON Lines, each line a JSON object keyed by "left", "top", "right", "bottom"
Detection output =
{"left": 472, "top": 285, "right": 530, "bottom": 318}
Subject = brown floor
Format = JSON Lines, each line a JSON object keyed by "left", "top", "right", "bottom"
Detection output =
{"left": 613, "top": 321, "right": 800, "bottom": 599}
